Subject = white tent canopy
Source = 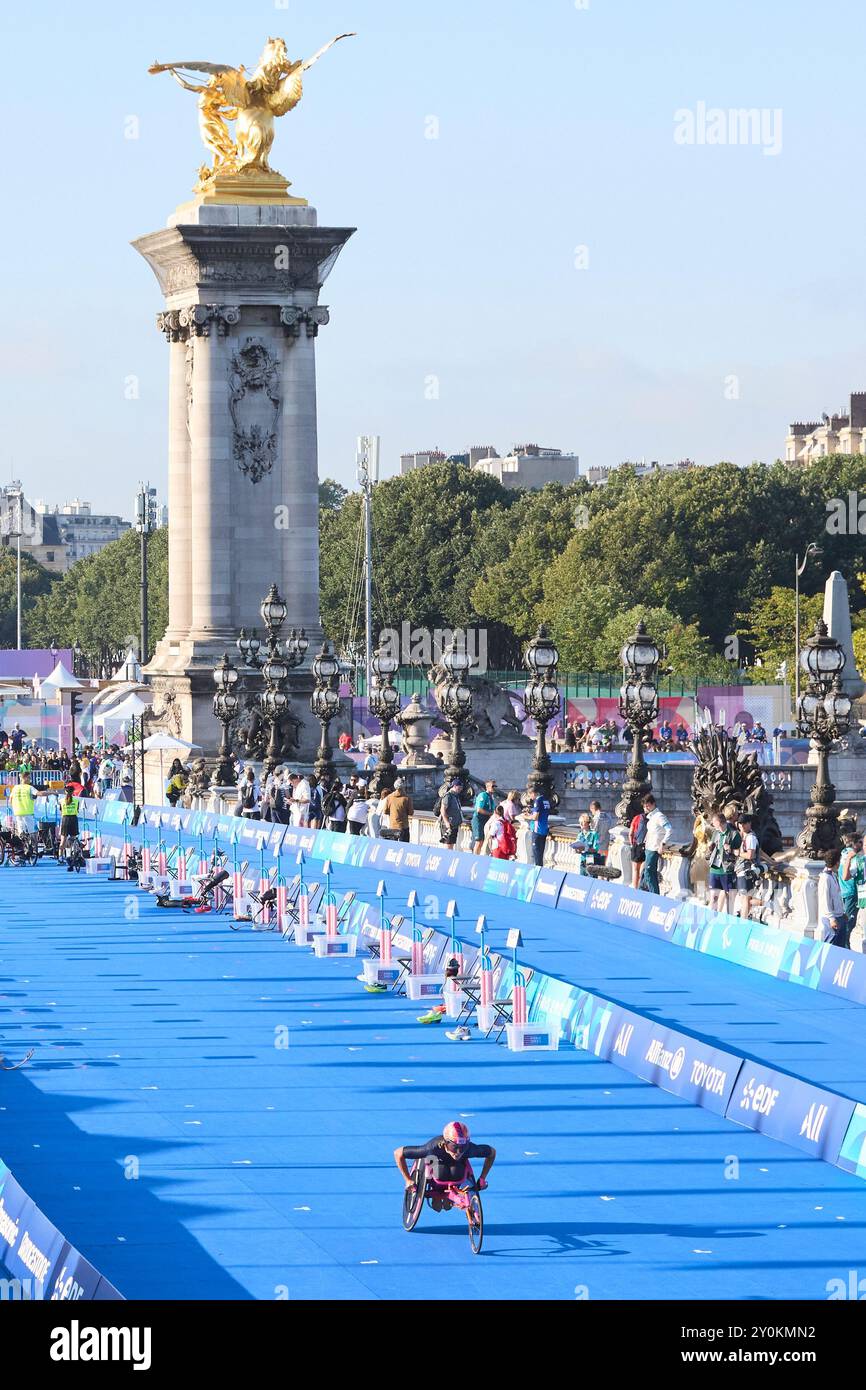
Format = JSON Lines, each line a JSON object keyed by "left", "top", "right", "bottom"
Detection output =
{"left": 99, "top": 693, "right": 150, "bottom": 724}
{"left": 40, "top": 660, "right": 83, "bottom": 693}
{"left": 112, "top": 647, "right": 143, "bottom": 684}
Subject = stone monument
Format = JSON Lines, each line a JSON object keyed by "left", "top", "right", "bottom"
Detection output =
{"left": 823, "top": 569, "right": 865, "bottom": 703}
{"left": 133, "top": 34, "right": 355, "bottom": 762}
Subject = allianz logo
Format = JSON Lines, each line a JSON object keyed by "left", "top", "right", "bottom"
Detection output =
{"left": 645, "top": 1037, "right": 686, "bottom": 1080}
{"left": 648, "top": 905, "right": 678, "bottom": 931}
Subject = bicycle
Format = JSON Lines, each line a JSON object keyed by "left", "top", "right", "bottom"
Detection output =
{"left": 402, "top": 1159, "right": 485, "bottom": 1254}
{"left": 0, "top": 828, "right": 39, "bottom": 867}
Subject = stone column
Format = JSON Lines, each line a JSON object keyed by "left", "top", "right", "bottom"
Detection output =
{"left": 156, "top": 312, "right": 192, "bottom": 642}
{"left": 185, "top": 304, "right": 239, "bottom": 643}
{"left": 279, "top": 306, "right": 328, "bottom": 638}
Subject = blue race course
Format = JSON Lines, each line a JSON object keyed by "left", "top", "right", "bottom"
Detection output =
{"left": 3, "top": 826, "right": 866, "bottom": 1301}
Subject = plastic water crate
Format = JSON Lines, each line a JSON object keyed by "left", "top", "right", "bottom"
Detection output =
{"left": 313, "top": 934, "right": 358, "bottom": 958}
{"left": 169, "top": 879, "right": 195, "bottom": 900}
{"left": 137, "top": 870, "right": 156, "bottom": 891}
{"left": 475, "top": 1003, "right": 496, "bottom": 1033}
{"left": 506, "top": 1021, "right": 560, "bottom": 1052}
{"left": 443, "top": 986, "right": 466, "bottom": 1020}
{"left": 151, "top": 875, "right": 172, "bottom": 896}
{"left": 84, "top": 857, "right": 114, "bottom": 877}
{"left": 406, "top": 973, "right": 445, "bottom": 1002}
{"left": 362, "top": 958, "right": 402, "bottom": 986}
{"left": 295, "top": 915, "right": 328, "bottom": 946}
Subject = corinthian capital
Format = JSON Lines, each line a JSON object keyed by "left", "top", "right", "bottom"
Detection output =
{"left": 156, "top": 310, "right": 185, "bottom": 341}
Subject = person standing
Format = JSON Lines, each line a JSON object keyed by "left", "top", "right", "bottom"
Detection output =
{"left": 640, "top": 794, "right": 670, "bottom": 894}
{"left": 347, "top": 788, "right": 369, "bottom": 835}
{"left": 526, "top": 788, "right": 551, "bottom": 867}
{"left": 380, "top": 778, "right": 414, "bottom": 842}
{"left": 706, "top": 810, "right": 739, "bottom": 912}
{"left": 839, "top": 834, "right": 865, "bottom": 943}
{"left": 308, "top": 774, "right": 323, "bottom": 829}
{"left": 819, "top": 848, "right": 849, "bottom": 946}
{"left": 733, "top": 813, "right": 760, "bottom": 918}
{"left": 293, "top": 773, "right": 311, "bottom": 827}
{"left": 471, "top": 780, "right": 496, "bottom": 854}
{"left": 589, "top": 800, "right": 611, "bottom": 862}
{"left": 439, "top": 781, "right": 464, "bottom": 848}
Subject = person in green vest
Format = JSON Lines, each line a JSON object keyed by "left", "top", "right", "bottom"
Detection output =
{"left": 9, "top": 773, "right": 39, "bottom": 837}
{"left": 58, "top": 785, "right": 81, "bottom": 864}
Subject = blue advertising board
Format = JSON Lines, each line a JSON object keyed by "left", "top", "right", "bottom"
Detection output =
{"left": 528, "top": 866, "right": 566, "bottom": 910}
{"left": 818, "top": 945, "right": 866, "bottom": 1005}
{"left": 725, "top": 1062, "right": 856, "bottom": 1162}
{"left": 601, "top": 1010, "right": 742, "bottom": 1115}
{"left": 837, "top": 1103, "right": 866, "bottom": 1178}
{"left": 0, "top": 1159, "right": 122, "bottom": 1300}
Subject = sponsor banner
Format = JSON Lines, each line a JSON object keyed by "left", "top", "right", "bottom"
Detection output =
{"left": 344, "top": 836, "right": 372, "bottom": 868}
{"left": 558, "top": 873, "right": 592, "bottom": 917}
{"left": 726, "top": 1063, "right": 855, "bottom": 1162}
{"left": 837, "top": 1104, "right": 866, "bottom": 1178}
{"left": 528, "top": 866, "right": 566, "bottom": 909}
{"left": 452, "top": 853, "right": 490, "bottom": 891}
{"left": 0, "top": 1159, "right": 122, "bottom": 1300}
{"left": 607, "top": 885, "right": 680, "bottom": 940}
{"left": 818, "top": 946, "right": 866, "bottom": 1004}
{"left": 673, "top": 902, "right": 754, "bottom": 967}
{"left": 505, "top": 864, "right": 540, "bottom": 903}
{"left": 607, "top": 1014, "right": 741, "bottom": 1115}
{"left": 421, "top": 847, "right": 464, "bottom": 884}
{"left": 572, "top": 990, "right": 618, "bottom": 1057}
{"left": 279, "top": 826, "right": 318, "bottom": 857}
{"left": 525, "top": 972, "right": 583, "bottom": 1043}
{"left": 482, "top": 861, "right": 514, "bottom": 897}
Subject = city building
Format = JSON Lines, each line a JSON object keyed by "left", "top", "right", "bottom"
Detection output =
{"left": 399, "top": 441, "right": 579, "bottom": 490}
{"left": 399, "top": 448, "right": 447, "bottom": 475}
{"left": 586, "top": 459, "right": 695, "bottom": 486}
{"left": 471, "top": 443, "right": 579, "bottom": 490}
{"left": 33, "top": 498, "right": 131, "bottom": 564}
{"left": 786, "top": 392, "right": 866, "bottom": 464}
{"left": 0, "top": 483, "right": 68, "bottom": 573}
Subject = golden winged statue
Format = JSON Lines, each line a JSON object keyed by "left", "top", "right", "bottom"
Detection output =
{"left": 149, "top": 34, "right": 355, "bottom": 192}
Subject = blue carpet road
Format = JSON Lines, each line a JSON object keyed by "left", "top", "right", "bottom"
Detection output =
{"left": 1, "top": 860, "right": 866, "bottom": 1301}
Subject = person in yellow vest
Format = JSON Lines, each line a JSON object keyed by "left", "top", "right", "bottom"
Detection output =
{"left": 9, "top": 772, "right": 39, "bottom": 837}
{"left": 58, "top": 785, "right": 80, "bottom": 861}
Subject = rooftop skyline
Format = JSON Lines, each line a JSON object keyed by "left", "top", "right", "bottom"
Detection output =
{"left": 2, "top": 0, "right": 864, "bottom": 514}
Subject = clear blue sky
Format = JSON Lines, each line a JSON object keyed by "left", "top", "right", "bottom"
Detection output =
{"left": 1, "top": 0, "right": 864, "bottom": 516}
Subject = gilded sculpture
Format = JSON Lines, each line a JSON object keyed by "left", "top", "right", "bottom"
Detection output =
{"left": 149, "top": 34, "right": 355, "bottom": 196}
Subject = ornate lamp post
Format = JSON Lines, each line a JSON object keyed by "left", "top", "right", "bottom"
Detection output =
{"left": 431, "top": 642, "right": 475, "bottom": 792}
{"left": 615, "top": 620, "right": 660, "bottom": 825}
{"left": 796, "top": 619, "right": 851, "bottom": 855}
{"left": 235, "top": 585, "right": 307, "bottom": 769}
{"left": 523, "top": 625, "right": 561, "bottom": 807}
{"left": 311, "top": 640, "right": 342, "bottom": 783}
{"left": 213, "top": 652, "right": 240, "bottom": 786}
{"left": 368, "top": 647, "right": 401, "bottom": 791}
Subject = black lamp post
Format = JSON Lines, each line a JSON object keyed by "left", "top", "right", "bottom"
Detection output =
{"left": 311, "top": 640, "right": 342, "bottom": 783}
{"left": 432, "top": 642, "right": 475, "bottom": 792}
{"left": 523, "top": 625, "right": 561, "bottom": 807}
{"left": 235, "top": 584, "right": 307, "bottom": 770}
{"left": 213, "top": 652, "right": 240, "bottom": 786}
{"left": 795, "top": 619, "right": 851, "bottom": 855}
{"left": 615, "top": 620, "right": 660, "bottom": 825}
{"left": 369, "top": 647, "right": 401, "bottom": 792}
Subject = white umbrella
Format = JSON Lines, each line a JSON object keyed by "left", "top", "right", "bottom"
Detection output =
{"left": 143, "top": 733, "right": 200, "bottom": 752}
{"left": 142, "top": 733, "right": 201, "bottom": 804}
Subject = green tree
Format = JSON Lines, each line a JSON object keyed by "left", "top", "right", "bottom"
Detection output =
{"left": 318, "top": 478, "right": 348, "bottom": 512}
{"left": 0, "top": 549, "right": 56, "bottom": 647}
{"left": 595, "top": 605, "right": 738, "bottom": 685}
{"left": 26, "top": 528, "right": 169, "bottom": 660}
{"left": 736, "top": 586, "right": 823, "bottom": 679}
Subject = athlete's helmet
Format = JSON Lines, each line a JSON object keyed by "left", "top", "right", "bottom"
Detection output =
{"left": 443, "top": 1120, "right": 470, "bottom": 1146}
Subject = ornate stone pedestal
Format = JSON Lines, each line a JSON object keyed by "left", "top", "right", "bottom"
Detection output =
{"left": 132, "top": 200, "right": 353, "bottom": 761}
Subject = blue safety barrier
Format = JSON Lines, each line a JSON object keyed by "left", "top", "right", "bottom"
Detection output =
{"left": 0, "top": 1158, "right": 123, "bottom": 1300}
